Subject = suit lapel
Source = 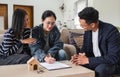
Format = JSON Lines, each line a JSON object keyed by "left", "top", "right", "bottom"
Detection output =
{"left": 98, "top": 21, "right": 103, "bottom": 44}
{"left": 88, "top": 31, "right": 94, "bottom": 57}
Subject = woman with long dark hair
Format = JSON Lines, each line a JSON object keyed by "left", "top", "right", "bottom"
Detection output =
{"left": 0, "top": 9, "right": 36, "bottom": 65}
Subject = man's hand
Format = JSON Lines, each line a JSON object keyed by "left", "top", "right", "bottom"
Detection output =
{"left": 76, "top": 53, "right": 89, "bottom": 65}
{"left": 70, "top": 53, "right": 89, "bottom": 65}
{"left": 70, "top": 54, "right": 79, "bottom": 65}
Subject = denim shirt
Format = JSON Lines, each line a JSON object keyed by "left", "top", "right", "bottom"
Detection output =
{"left": 30, "top": 24, "right": 63, "bottom": 62}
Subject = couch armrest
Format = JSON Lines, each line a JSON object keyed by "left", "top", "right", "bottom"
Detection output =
{"left": 63, "top": 44, "right": 76, "bottom": 60}
{"left": 0, "top": 34, "right": 4, "bottom": 44}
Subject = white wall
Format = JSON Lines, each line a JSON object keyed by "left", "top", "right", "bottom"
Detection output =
{"left": 63, "top": 0, "right": 88, "bottom": 29}
{"left": 63, "top": 0, "right": 77, "bottom": 29}
{"left": 0, "top": 0, "right": 63, "bottom": 28}
{"left": 1, "top": 0, "right": 120, "bottom": 29}
{"left": 0, "top": 16, "right": 4, "bottom": 30}
{"left": 91, "top": 0, "right": 120, "bottom": 26}
{"left": 64, "top": 0, "right": 120, "bottom": 28}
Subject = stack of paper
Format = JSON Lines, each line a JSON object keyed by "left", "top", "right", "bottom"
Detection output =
{"left": 40, "top": 62, "right": 71, "bottom": 70}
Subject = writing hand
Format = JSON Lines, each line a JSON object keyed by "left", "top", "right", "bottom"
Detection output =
{"left": 44, "top": 53, "right": 56, "bottom": 64}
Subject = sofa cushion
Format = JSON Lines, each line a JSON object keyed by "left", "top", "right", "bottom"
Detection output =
{"left": 63, "top": 44, "right": 76, "bottom": 60}
{"left": 68, "top": 31, "right": 84, "bottom": 52}
{"left": 60, "top": 29, "right": 84, "bottom": 44}
{"left": 73, "top": 35, "right": 83, "bottom": 49}
{"left": 0, "top": 34, "right": 4, "bottom": 44}
{"left": 0, "top": 30, "right": 6, "bottom": 44}
{"left": 68, "top": 31, "right": 83, "bottom": 44}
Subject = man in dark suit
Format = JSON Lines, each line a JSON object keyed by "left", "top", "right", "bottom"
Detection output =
{"left": 71, "top": 7, "right": 120, "bottom": 77}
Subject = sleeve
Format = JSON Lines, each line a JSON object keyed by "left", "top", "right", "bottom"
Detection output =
{"left": 80, "top": 31, "right": 87, "bottom": 53}
{"left": 29, "top": 26, "right": 46, "bottom": 62}
{"left": 89, "top": 27, "right": 120, "bottom": 68}
{"left": 48, "top": 27, "right": 64, "bottom": 57}
{"left": 23, "top": 28, "right": 31, "bottom": 39}
{"left": 1, "top": 29, "right": 22, "bottom": 56}
{"left": 29, "top": 43, "right": 46, "bottom": 62}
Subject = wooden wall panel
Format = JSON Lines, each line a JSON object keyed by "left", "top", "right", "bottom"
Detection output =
{"left": 0, "top": 4, "right": 8, "bottom": 29}
{"left": 14, "top": 5, "right": 34, "bottom": 28}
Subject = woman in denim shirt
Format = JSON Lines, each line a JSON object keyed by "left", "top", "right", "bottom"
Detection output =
{"left": 30, "top": 10, "right": 67, "bottom": 63}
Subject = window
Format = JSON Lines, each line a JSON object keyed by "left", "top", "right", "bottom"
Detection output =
{"left": 74, "top": 0, "right": 88, "bottom": 29}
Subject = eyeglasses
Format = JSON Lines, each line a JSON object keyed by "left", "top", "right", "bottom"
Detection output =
{"left": 45, "top": 22, "right": 55, "bottom": 26}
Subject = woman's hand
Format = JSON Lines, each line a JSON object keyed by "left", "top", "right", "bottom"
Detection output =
{"left": 21, "top": 38, "right": 36, "bottom": 44}
{"left": 44, "top": 54, "right": 56, "bottom": 64}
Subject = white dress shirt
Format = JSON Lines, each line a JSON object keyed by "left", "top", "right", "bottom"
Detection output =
{"left": 92, "top": 29, "right": 101, "bottom": 57}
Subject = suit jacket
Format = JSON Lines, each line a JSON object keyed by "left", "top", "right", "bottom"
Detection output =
{"left": 81, "top": 21, "right": 120, "bottom": 68}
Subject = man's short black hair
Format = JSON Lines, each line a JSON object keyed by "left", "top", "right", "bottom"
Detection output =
{"left": 41, "top": 10, "right": 56, "bottom": 21}
{"left": 78, "top": 7, "right": 99, "bottom": 24}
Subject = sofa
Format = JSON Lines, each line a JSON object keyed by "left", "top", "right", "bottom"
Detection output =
{"left": 0, "top": 34, "right": 3, "bottom": 44}
{"left": 60, "top": 28, "right": 84, "bottom": 60}
{"left": 0, "top": 29, "right": 78, "bottom": 59}
{"left": 0, "top": 30, "right": 5, "bottom": 44}
{"left": 0, "top": 29, "right": 83, "bottom": 60}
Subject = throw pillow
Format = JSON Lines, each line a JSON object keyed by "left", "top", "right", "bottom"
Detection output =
{"left": 73, "top": 36, "right": 83, "bottom": 48}
{"left": 68, "top": 31, "right": 84, "bottom": 49}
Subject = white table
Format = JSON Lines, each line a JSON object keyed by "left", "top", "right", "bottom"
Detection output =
{"left": 0, "top": 61, "right": 95, "bottom": 77}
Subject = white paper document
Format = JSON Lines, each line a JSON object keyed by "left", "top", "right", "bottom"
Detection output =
{"left": 40, "top": 62, "right": 71, "bottom": 70}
